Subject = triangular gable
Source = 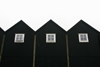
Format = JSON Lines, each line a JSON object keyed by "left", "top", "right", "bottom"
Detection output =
{"left": 5, "top": 20, "right": 34, "bottom": 33}
{"left": 36, "top": 19, "right": 66, "bottom": 34}
{"left": 67, "top": 20, "right": 100, "bottom": 34}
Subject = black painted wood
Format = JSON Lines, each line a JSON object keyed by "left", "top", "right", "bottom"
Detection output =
{"left": 1, "top": 20, "right": 35, "bottom": 67}
{"left": 0, "top": 28, "right": 4, "bottom": 53}
{"left": 67, "top": 20, "right": 100, "bottom": 67}
{"left": 35, "top": 20, "right": 67, "bottom": 67}
{"left": 1, "top": 19, "right": 100, "bottom": 67}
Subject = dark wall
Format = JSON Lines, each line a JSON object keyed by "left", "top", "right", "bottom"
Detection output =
{"left": 36, "top": 21, "right": 67, "bottom": 67}
{"left": 69, "top": 56, "right": 100, "bottom": 67}
{"left": 0, "top": 28, "right": 4, "bottom": 53}
{"left": 67, "top": 21, "right": 100, "bottom": 67}
{"left": 1, "top": 22, "right": 35, "bottom": 67}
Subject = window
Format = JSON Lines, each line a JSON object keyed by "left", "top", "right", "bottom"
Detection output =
{"left": 46, "top": 34, "right": 56, "bottom": 43}
{"left": 78, "top": 33, "right": 89, "bottom": 42}
{"left": 14, "top": 34, "right": 25, "bottom": 43}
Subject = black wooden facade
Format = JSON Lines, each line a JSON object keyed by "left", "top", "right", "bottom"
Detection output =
{"left": 67, "top": 20, "right": 100, "bottom": 67}
{"left": 1, "top": 20, "right": 35, "bottom": 67}
{"left": 0, "top": 20, "right": 100, "bottom": 67}
{"left": 0, "top": 27, "right": 4, "bottom": 66}
{"left": 35, "top": 20, "right": 67, "bottom": 67}
{"left": 0, "top": 28, "right": 4, "bottom": 53}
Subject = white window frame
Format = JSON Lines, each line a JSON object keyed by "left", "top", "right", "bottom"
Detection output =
{"left": 78, "top": 33, "right": 89, "bottom": 42}
{"left": 46, "top": 33, "right": 56, "bottom": 43}
{"left": 14, "top": 34, "right": 25, "bottom": 43}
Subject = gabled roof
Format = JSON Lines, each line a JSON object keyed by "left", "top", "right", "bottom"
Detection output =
{"left": 6, "top": 20, "right": 34, "bottom": 33}
{"left": 67, "top": 20, "right": 100, "bottom": 34}
{"left": 36, "top": 19, "right": 67, "bottom": 33}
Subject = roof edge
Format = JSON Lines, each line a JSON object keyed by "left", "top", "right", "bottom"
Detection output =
{"left": 0, "top": 27, "right": 5, "bottom": 33}
{"left": 5, "top": 20, "right": 35, "bottom": 33}
{"left": 35, "top": 19, "right": 67, "bottom": 34}
{"left": 67, "top": 19, "right": 100, "bottom": 34}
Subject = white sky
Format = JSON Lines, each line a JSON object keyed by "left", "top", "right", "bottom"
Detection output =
{"left": 0, "top": 0, "right": 100, "bottom": 32}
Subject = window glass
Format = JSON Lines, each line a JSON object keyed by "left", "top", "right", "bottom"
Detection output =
{"left": 78, "top": 33, "right": 89, "bottom": 42}
{"left": 14, "top": 34, "right": 25, "bottom": 43}
{"left": 46, "top": 34, "right": 56, "bottom": 43}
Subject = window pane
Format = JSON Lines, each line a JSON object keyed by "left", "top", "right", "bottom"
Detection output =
{"left": 51, "top": 35, "right": 54, "bottom": 37}
{"left": 80, "top": 35, "right": 83, "bottom": 38}
{"left": 48, "top": 38, "right": 50, "bottom": 41}
{"left": 84, "top": 38, "right": 87, "bottom": 40}
{"left": 20, "top": 35, "right": 23, "bottom": 40}
{"left": 81, "top": 38, "right": 84, "bottom": 40}
{"left": 51, "top": 38, "right": 54, "bottom": 41}
{"left": 46, "top": 34, "right": 56, "bottom": 43}
{"left": 80, "top": 35, "right": 87, "bottom": 41}
{"left": 48, "top": 35, "right": 50, "bottom": 37}
{"left": 83, "top": 35, "right": 86, "bottom": 38}
{"left": 79, "top": 33, "right": 89, "bottom": 42}
{"left": 48, "top": 35, "right": 54, "bottom": 41}
{"left": 15, "top": 34, "right": 24, "bottom": 43}
{"left": 16, "top": 35, "right": 19, "bottom": 40}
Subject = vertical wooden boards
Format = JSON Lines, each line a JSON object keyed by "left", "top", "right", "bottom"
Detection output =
{"left": 66, "top": 35, "right": 70, "bottom": 67}
{"left": 33, "top": 35, "right": 36, "bottom": 67}
{"left": 0, "top": 35, "right": 5, "bottom": 62}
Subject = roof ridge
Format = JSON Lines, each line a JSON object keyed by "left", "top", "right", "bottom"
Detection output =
{"left": 5, "top": 20, "right": 34, "bottom": 32}
{"left": 67, "top": 20, "right": 100, "bottom": 34}
{"left": 35, "top": 19, "right": 66, "bottom": 33}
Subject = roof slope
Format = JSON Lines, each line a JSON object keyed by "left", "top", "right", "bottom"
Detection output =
{"left": 36, "top": 19, "right": 67, "bottom": 33}
{"left": 0, "top": 27, "right": 4, "bottom": 33}
{"left": 5, "top": 20, "right": 34, "bottom": 33}
{"left": 67, "top": 20, "right": 100, "bottom": 34}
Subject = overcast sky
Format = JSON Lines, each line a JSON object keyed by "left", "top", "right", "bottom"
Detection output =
{"left": 0, "top": 0, "right": 100, "bottom": 32}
